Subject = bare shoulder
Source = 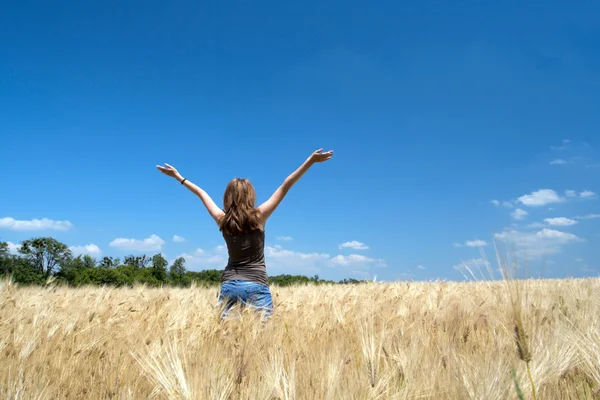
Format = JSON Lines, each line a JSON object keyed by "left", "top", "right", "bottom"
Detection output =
{"left": 255, "top": 209, "right": 267, "bottom": 230}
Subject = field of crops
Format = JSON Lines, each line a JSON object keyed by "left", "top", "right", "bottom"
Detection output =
{"left": 1, "top": 278, "right": 599, "bottom": 399}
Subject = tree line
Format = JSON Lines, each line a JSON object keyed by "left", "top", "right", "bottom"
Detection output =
{"left": 0, "top": 237, "right": 365, "bottom": 287}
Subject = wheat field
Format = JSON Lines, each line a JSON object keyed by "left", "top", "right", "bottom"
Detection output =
{"left": 1, "top": 277, "right": 599, "bottom": 399}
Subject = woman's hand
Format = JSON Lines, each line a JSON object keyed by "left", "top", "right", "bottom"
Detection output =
{"left": 309, "top": 148, "right": 334, "bottom": 163}
{"left": 156, "top": 163, "right": 182, "bottom": 180}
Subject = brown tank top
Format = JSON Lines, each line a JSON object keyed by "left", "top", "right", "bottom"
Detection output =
{"left": 221, "top": 229, "right": 269, "bottom": 286}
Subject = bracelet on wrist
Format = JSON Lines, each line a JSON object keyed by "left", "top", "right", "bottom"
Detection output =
{"left": 180, "top": 178, "right": 187, "bottom": 185}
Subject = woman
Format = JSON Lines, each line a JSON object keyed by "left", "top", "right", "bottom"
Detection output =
{"left": 157, "top": 148, "right": 334, "bottom": 319}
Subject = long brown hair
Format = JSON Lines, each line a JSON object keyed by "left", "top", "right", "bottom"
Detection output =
{"left": 218, "top": 178, "right": 262, "bottom": 235}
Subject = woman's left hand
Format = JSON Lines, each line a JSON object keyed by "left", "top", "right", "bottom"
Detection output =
{"left": 156, "top": 163, "right": 182, "bottom": 179}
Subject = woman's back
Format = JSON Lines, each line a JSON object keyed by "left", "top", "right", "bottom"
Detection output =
{"left": 156, "top": 147, "right": 333, "bottom": 319}
{"left": 221, "top": 229, "right": 268, "bottom": 286}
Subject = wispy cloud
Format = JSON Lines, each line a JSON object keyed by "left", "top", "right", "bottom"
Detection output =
{"left": 544, "top": 217, "right": 578, "bottom": 227}
{"left": 511, "top": 208, "right": 528, "bottom": 220}
{"left": 580, "top": 190, "right": 596, "bottom": 199}
{"left": 526, "top": 222, "right": 546, "bottom": 229}
{"left": 172, "top": 235, "right": 186, "bottom": 243}
{"left": 0, "top": 217, "right": 73, "bottom": 231}
{"left": 517, "top": 189, "right": 564, "bottom": 207}
{"left": 109, "top": 234, "right": 165, "bottom": 252}
{"left": 575, "top": 214, "right": 600, "bottom": 220}
{"left": 494, "top": 228, "right": 582, "bottom": 257}
{"left": 330, "top": 254, "right": 386, "bottom": 268}
{"left": 550, "top": 140, "right": 570, "bottom": 150}
{"left": 174, "top": 250, "right": 226, "bottom": 271}
{"left": 416, "top": 265, "right": 426, "bottom": 270}
{"left": 265, "top": 246, "right": 331, "bottom": 275}
{"left": 339, "top": 241, "right": 369, "bottom": 250}
{"left": 453, "top": 258, "right": 495, "bottom": 280}
{"left": 565, "top": 190, "right": 577, "bottom": 197}
{"left": 173, "top": 242, "right": 386, "bottom": 277}
{"left": 550, "top": 159, "right": 568, "bottom": 165}
{"left": 276, "top": 236, "right": 293, "bottom": 241}
{"left": 69, "top": 244, "right": 102, "bottom": 258}
{"left": 465, "top": 240, "right": 490, "bottom": 247}
{"left": 491, "top": 200, "right": 514, "bottom": 208}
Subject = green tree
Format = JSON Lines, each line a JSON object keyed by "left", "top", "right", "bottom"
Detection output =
{"left": 83, "top": 254, "right": 96, "bottom": 269}
{"left": 125, "top": 255, "right": 150, "bottom": 269}
{"left": 11, "top": 257, "right": 45, "bottom": 285}
{"left": 58, "top": 256, "right": 85, "bottom": 284}
{"left": 99, "top": 256, "right": 114, "bottom": 268}
{"left": 0, "top": 241, "right": 9, "bottom": 275}
{"left": 151, "top": 253, "right": 168, "bottom": 282}
{"left": 19, "top": 237, "right": 72, "bottom": 279}
{"left": 169, "top": 257, "right": 186, "bottom": 285}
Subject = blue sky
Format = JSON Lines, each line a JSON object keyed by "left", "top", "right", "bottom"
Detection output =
{"left": 1, "top": 0, "right": 599, "bottom": 281}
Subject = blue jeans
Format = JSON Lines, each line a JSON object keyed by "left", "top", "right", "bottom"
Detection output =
{"left": 217, "top": 280, "right": 273, "bottom": 319}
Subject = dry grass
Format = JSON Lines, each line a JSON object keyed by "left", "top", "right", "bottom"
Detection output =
{"left": 1, "top": 277, "right": 600, "bottom": 399}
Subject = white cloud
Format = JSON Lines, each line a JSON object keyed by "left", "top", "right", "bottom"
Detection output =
{"left": 551, "top": 141, "right": 569, "bottom": 150}
{"left": 416, "top": 265, "right": 426, "bottom": 270}
{"left": 175, "top": 242, "right": 387, "bottom": 277}
{"left": 565, "top": 190, "right": 577, "bottom": 197}
{"left": 580, "top": 191, "right": 596, "bottom": 199}
{"left": 492, "top": 200, "right": 514, "bottom": 208}
{"left": 109, "top": 234, "right": 165, "bottom": 252}
{"left": 276, "top": 236, "right": 293, "bottom": 241}
{"left": 267, "top": 246, "right": 330, "bottom": 262}
{"left": 575, "top": 258, "right": 584, "bottom": 262}
{"left": 537, "top": 228, "right": 579, "bottom": 240}
{"left": 330, "top": 254, "right": 386, "bottom": 268}
{"left": 511, "top": 208, "right": 528, "bottom": 220}
{"left": 69, "top": 244, "right": 102, "bottom": 258}
{"left": 576, "top": 214, "right": 600, "bottom": 220}
{"left": 172, "top": 235, "right": 186, "bottom": 243}
{"left": 517, "top": 189, "right": 564, "bottom": 207}
{"left": 550, "top": 159, "right": 568, "bottom": 165}
{"left": 6, "top": 241, "right": 21, "bottom": 254}
{"left": 465, "top": 240, "right": 489, "bottom": 247}
{"left": 174, "top": 251, "right": 226, "bottom": 271}
{"left": 494, "top": 228, "right": 582, "bottom": 257}
{"left": 453, "top": 243, "right": 463, "bottom": 248}
{"left": 527, "top": 222, "right": 546, "bottom": 229}
{"left": 331, "top": 254, "right": 373, "bottom": 265}
{"left": 544, "top": 217, "right": 578, "bottom": 227}
{"left": 265, "top": 246, "right": 331, "bottom": 275}
{"left": 339, "top": 241, "right": 369, "bottom": 250}
{"left": 0, "top": 217, "right": 73, "bottom": 231}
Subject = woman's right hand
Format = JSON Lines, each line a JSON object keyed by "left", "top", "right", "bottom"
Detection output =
{"left": 309, "top": 148, "right": 334, "bottom": 163}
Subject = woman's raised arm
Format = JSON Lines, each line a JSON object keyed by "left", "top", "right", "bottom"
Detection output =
{"left": 156, "top": 163, "right": 225, "bottom": 224}
{"left": 257, "top": 148, "right": 333, "bottom": 223}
